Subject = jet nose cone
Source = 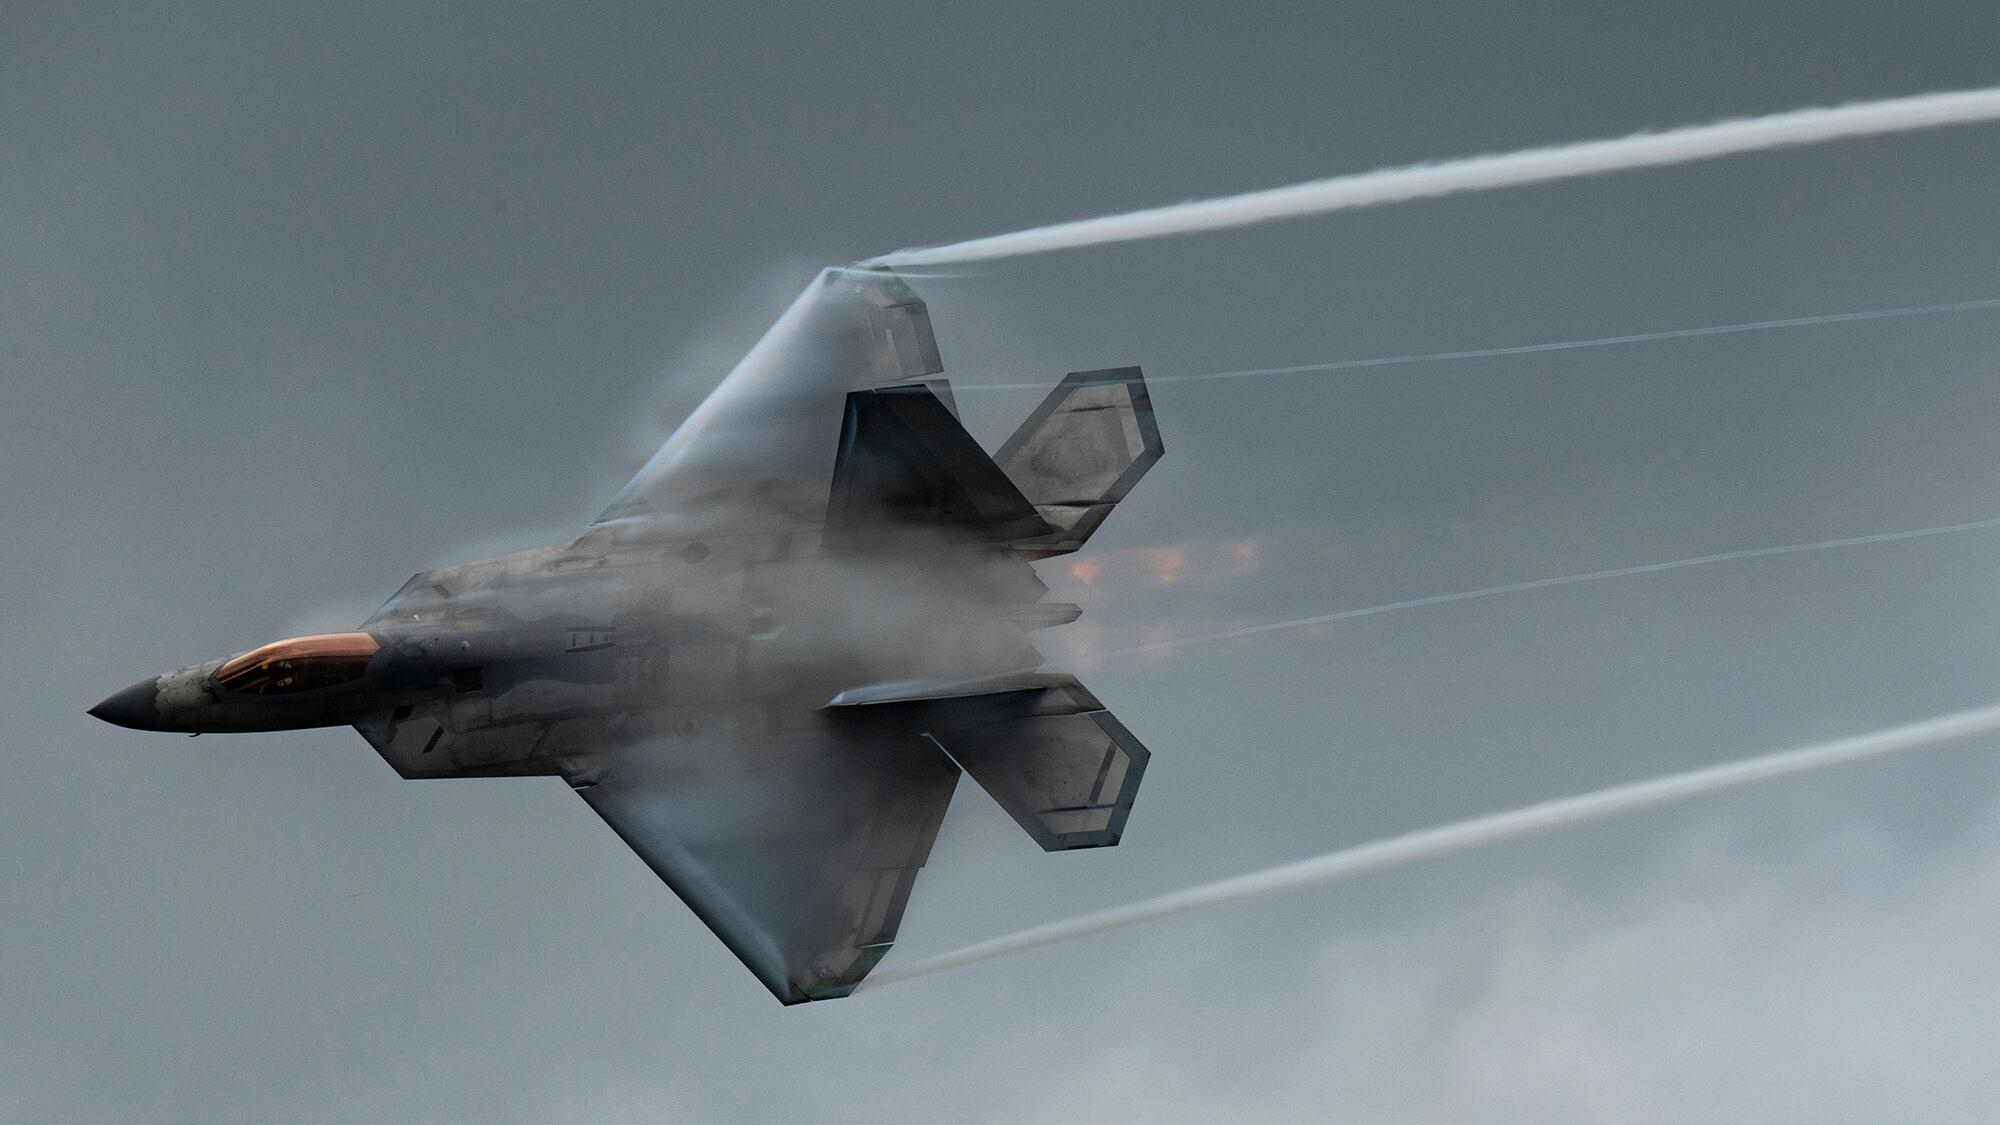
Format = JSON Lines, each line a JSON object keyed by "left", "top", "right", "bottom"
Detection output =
{"left": 89, "top": 679, "right": 163, "bottom": 730}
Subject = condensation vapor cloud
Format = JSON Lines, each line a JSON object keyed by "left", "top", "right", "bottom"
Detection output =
{"left": 859, "top": 701, "right": 2000, "bottom": 991}
{"left": 870, "top": 87, "right": 2000, "bottom": 266}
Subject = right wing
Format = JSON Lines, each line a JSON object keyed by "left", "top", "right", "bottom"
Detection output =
{"left": 568, "top": 713, "right": 961, "bottom": 1004}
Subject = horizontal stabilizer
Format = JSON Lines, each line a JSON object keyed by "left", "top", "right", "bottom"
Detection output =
{"left": 931, "top": 675, "right": 1148, "bottom": 851}
{"left": 572, "top": 718, "right": 961, "bottom": 1004}
{"left": 823, "top": 671, "right": 1071, "bottom": 709}
{"left": 996, "top": 367, "right": 1164, "bottom": 558}
{"left": 829, "top": 673, "right": 1149, "bottom": 851}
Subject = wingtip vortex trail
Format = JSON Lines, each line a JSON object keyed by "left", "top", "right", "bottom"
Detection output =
{"left": 854, "top": 83, "right": 2000, "bottom": 995}
{"left": 875, "top": 86, "right": 2000, "bottom": 266}
{"left": 859, "top": 701, "right": 2000, "bottom": 991}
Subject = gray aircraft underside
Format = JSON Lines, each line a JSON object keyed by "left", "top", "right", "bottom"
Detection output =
{"left": 90, "top": 267, "right": 1163, "bottom": 1004}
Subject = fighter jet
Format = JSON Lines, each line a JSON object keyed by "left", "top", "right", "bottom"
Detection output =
{"left": 90, "top": 267, "right": 1162, "bottom": 1003}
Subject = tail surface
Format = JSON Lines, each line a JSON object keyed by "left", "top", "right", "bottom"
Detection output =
{"left": 996, "top": 367, "right": 1164, "bottom": 558}
{"left": 824, "top": 672, "right": 1150, "bottom": 852}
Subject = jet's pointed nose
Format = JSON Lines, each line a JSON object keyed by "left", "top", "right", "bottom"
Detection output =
{"left": 89, "top": 679, "right": 163, "bottom": 730}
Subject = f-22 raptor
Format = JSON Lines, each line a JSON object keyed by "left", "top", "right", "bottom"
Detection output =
{"left": 91, "top": 268, "right": 1163, "bottom": 1003}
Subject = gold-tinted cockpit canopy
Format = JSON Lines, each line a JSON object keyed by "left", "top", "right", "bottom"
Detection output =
{"left": 215, "top": 632, "right": 380, "bottom": 696}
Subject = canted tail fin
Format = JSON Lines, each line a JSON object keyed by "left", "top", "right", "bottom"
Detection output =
{"left": 815, "top": 365, "right": 1159, "bottom": 853}
{"left": 824, "top": 384, "right": 1052, "bottom": 548}
{"left": 824, "top": 365, "right": 1162, "bottom": 558}
{"left": 996, "top": 367, "right": 1164, "bottom": 559}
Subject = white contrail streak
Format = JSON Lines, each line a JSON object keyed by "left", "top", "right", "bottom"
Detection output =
{"left": 948, "top": 296, "right": 2000, "bottom": 392}
{"left": 859, "top": 701, "right": 2000, "bottom": 991}
{"left": 870, "top": 87, "right": 2000, "bottom": 266}
{"left": 1073, "top": 516, "right": 2000, "bottom": 664}
{"left": 1150, "top": 297, "right": 2000, "bottom": 387}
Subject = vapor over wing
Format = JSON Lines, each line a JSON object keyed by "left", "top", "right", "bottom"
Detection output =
{"left": 582, "top": 267, "right": 944, "bottom": 545}
{"left": 568, "top": 714, "right": 960, "bottom": 1003}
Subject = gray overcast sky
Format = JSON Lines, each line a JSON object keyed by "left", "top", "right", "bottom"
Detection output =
{"left": 10, "top": 3, "right": 2000, "bottom": 1122}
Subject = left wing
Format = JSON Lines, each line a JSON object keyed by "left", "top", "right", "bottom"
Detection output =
{"left": 566, "top": 713, "right": 961, "bottom": 1004}
{"left": 581, "top": 267, "right": 944, "bottom": 546}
